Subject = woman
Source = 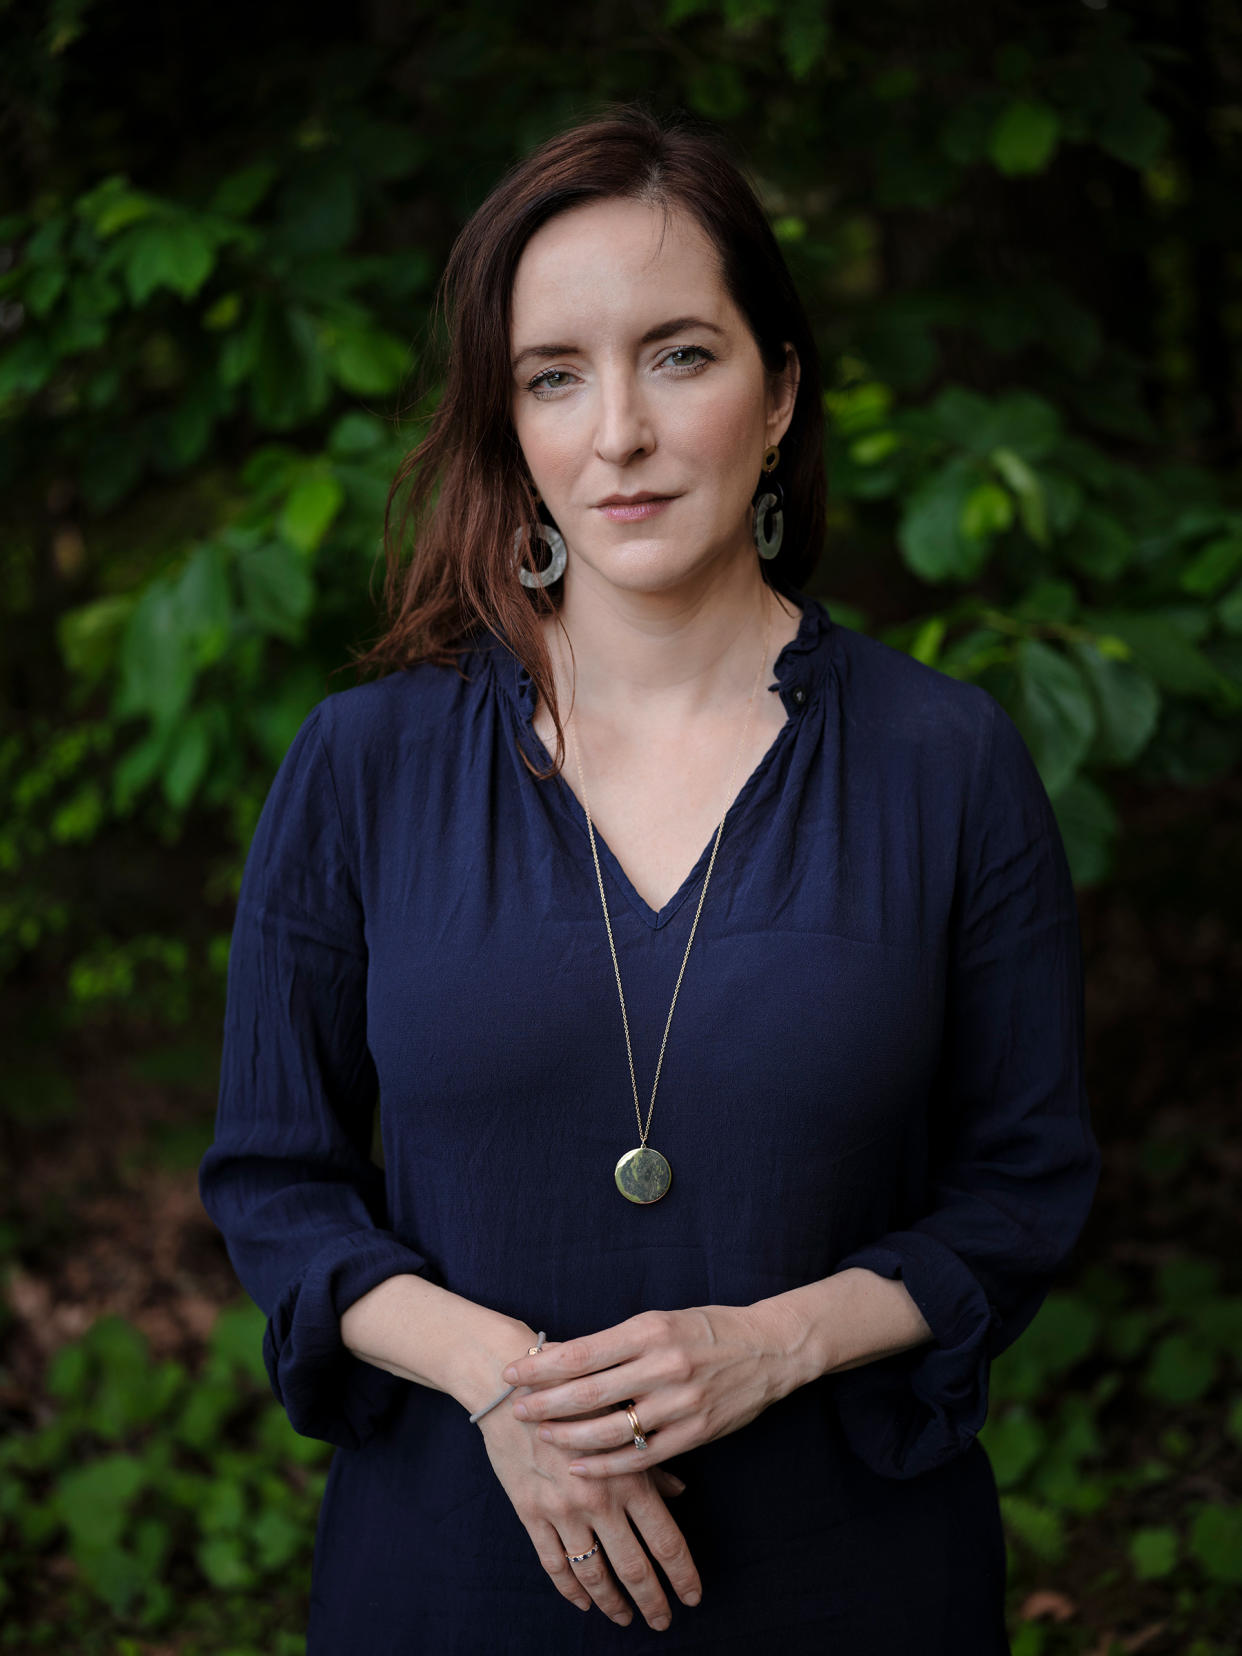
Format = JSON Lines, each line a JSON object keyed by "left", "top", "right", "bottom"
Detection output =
{"left": 199, "top": 103, "right": 1101, "bottom": 1653}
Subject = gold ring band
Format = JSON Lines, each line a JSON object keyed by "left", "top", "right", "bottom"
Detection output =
{"left": 625, "top": 1403, "right": 648, "bottom": 1450}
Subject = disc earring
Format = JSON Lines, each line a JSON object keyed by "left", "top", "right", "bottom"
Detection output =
{"left": 513, "top": 521, "right": 568, "bottom": 588}
{"left": 752, "top": 479, "right": 784, "bottom": 560}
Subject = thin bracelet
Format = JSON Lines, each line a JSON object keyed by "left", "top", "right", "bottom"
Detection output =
{"left": 467, "top": 1331, "right": 547, "bottom": 1425}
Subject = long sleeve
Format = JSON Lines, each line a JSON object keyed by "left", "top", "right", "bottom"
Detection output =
{"left": 198, "top": 702, "right": 430, "bottom": 1451}
{"left": 827, "top": 696, "right": 1102, "bottom": 1480}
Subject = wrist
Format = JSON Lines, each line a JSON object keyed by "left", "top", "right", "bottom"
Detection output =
{"left": 449, "top": 1317, "right": 540, "bottom": 1418}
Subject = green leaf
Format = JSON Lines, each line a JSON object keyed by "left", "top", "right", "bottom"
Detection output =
{"left": 989, "top": 448, "right": 1047, "bottom": 545}
{"left": 1061, "top": 506, "right": 1133, "bottom": 579}
{"left": 1049, "top": 772, "right": 1117, "bottom": 886}
{"left": 898, "top": 456, "right": 987, "bottom": 582}
{"left": 76, "top": 176, "right": 157, "bottom": 237}
{"left": 0, "top": 334, "right": 55, "bottom": 398}
{"left": 1130, "top": 1526, "right": 1179, "bottom": 1580}
{"left": 25, "top": 265, "right": 66, "bottom": 317}
{"left": 1181, "top": 534, "right": 1242, "bottom": 597}
{"left": 236, "top": 541, "right": 315, "bottom": 640}
{"left": 327, "top": 321, "right": 411, "bottom": 396}
{"left": 989, "top": 99, "right": 1060, "bottom": 175}
{"left": 328, "top": 410, "right": 390, "bottom": 457}
{"left": 209, "top": 1301, "right": 270, "bottom": 1384}
{"left": 1084, "top": 608, "right": 1229, "bottom": 700}
{"left": 122, "top": 220, "right": 218, "bottom": 304}
{"left": 1065, "top": 639, "right": 1161, "bottom": 767}
{"left": 210, "top": 161, "right": 279, "bottom": 219}
{"left": 58, "top": 595, "right": 136, "bottom": 688}
{"left": 1189, "top": 1504, "right": 1242, "bottom": 1585}
{"left": 55, "top": 1455, "right": 146, "bottom": 1549}
{"left": 162, "top": 711, "right": 211, "bottom": 810}
{"left": 982, "top": 1408, "right": 1045, "bottom": 1489}
{"left": 1143, "top": 1332, "right": 1217, "bottom": 1406}
{"left": 848, "top": 430, "right": 902, "bottom": 466}
{"left": 1010, "top": 638, "right": 1097, "bottom": 795}
{"left": 197, "top": 1534, "right": 257, "bottom": 1590}
{"left": 250, "top": 300, "right": 330, "bottom": 429}
{"left": 999, "top": 1493, "right": 1065, "bottom": 1564}
{"left": 113, "top": 578, "right": 196, "bottom": 726}
{"left": 279, "top": 468, "right": 346, "bottom": 553}
{"left": 779, "top": 0, "right": 831, "bottom": 79}
{"left": 960, "top": 481, "right": 1013, "bottom": 541}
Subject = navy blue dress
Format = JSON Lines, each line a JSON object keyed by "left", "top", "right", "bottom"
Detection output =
{"left": 198, "top": 579, "right": 1101, "bottom": 1654}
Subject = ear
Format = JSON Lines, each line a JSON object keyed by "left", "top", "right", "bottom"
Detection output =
{"left": 765, "top": 342, "right": 800, "bottom": 449}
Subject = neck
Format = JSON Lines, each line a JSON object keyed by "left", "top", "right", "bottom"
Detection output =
{"left": 540, "top": 557, "right": 796, "bottom": 731}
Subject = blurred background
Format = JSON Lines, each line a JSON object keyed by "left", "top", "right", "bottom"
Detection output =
{"left": 1, "top": 1, "right": 1240, "bottom": 1652}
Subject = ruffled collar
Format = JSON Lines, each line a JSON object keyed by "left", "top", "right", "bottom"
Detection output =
{"left": 486, "top": 575, "right": 836, "bottom": 729}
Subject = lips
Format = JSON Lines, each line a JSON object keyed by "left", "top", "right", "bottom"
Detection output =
{"left": 596, "top": 496, "right": 677, "bottom": 522}
{"left": 595, "top": 493, "right": 674, "bottom": 507}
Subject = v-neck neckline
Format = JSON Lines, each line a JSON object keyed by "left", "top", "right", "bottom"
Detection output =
{"left": 491, "top": 580, "right": 833, "bottom": 932}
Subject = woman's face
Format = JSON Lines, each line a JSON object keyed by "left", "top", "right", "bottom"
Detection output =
{"left": 508, "top": 196, "right": 799, "bottom": 600}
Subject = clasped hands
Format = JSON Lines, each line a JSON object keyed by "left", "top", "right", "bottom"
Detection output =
{"left": 499, "top": 1301, "right": 797, "bottom": 1478}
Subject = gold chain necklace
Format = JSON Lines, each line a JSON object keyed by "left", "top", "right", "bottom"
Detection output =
{"left": 567, "top": 593, "right": 777, "bottom": 1203}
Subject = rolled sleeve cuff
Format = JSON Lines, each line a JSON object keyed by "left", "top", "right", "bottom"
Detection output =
{"left": 262, "top": 1228, "right": 431, "bottom": 1452}
{"left": 827, "top": 1231, "right": 1000, "bottom": 1480}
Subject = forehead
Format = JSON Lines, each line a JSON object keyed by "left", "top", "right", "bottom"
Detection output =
{"left": 509, "top": 197, "right": 728, "bottom": 336}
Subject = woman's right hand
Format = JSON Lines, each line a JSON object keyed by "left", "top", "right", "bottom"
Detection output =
{"left": 477, "top": 1372, "right": 702, "bottom": 1630}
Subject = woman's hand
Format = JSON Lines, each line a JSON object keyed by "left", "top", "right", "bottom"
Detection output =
{"left": 477, "top": 1367, "right": 703, "bottom": 1631}
{"left": 499, "top": 1304, "right": 798, "bottom": 1479}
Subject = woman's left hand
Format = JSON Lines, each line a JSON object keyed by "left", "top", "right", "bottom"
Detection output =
{"left": 499, "top": 1304, "right": 799, "bottom": 1478}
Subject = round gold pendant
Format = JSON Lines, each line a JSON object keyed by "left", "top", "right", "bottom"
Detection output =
{"left": 615, "top": 1146, "right": 672, "bottom": 1204}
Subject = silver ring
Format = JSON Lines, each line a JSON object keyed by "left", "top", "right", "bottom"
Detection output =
{"left": 566, "top": 1541, "right": 599, "bottom": 1565}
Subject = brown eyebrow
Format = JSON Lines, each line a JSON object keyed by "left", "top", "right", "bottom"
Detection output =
{"left": 511, "top": 316, "right": 725, "bottom": 374}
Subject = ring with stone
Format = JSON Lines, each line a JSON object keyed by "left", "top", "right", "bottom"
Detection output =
{"left": 565, "top": 1539, "right": 600, "bottom": 1565}
{"left": 624, "top": 1403, "right": 648, "bottom": 1450}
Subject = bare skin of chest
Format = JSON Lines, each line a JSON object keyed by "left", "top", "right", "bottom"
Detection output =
{"left": 531, "top": 689, "right": 791, "bottom": 914}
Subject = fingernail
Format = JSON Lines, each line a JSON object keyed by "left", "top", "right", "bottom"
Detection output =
{"left": 502, "top": 1366, "right": 518, "bottom": 1382}
{"left": 611, "top": 1612, "right": 631, "bottom": 1626}
{"left": 651, "top": 1615, "right": 670, "bottom": 1631}
{"left": 683, "top": 1590, "right": 701, "bottom": 1606}
{"left": 668, "top": 1475, "right": 686, "bottom": 1492}
{"left": 513, "top": 1403, "right": 528, "bottom": 1419}
{"left": 568, "top": 1462, "right": 586, "bottom": 1474}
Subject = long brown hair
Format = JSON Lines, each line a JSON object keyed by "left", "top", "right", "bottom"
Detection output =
{"left": 350, "top": 99, "right": 826, "bottom": 778}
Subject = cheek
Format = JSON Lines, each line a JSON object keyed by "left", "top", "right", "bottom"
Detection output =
{"left": 670, "top": 383, "right": 763, "bottom": 474}
{"left": 512, "top": 408, "right": 579, "bottom": 484}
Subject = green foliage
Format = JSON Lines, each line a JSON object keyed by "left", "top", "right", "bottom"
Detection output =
{"left": 0, "top": 1304, "right": 328, "bottom": 1647}
{"left": 979, "top": 1240, "right": 1242, "bottom": 1645}
{"left": 1, "top": 0, "right": 1238, "bottom": 1033}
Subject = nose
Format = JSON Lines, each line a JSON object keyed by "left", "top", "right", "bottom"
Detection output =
{"left": 593, "top": 367, "right": 656, "bottom": 467}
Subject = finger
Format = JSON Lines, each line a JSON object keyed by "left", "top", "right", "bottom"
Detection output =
{"left": 557, "top": 1529, "right": 635, "bottom": 1627}
{"left": 502, "top": 1318, "right": 647, "bottom": 1388}
{"left": 650, "top": 1467, "right": 687, "bottom": 1497}
{"left": 513, "top": 1367, "right": 642, "bottom": 1422}
{"left": 626, "top": 1493, "right": 703, "bottom": 1609}
{"left": 567, "top": 1418, "right": 698, "bottom": 1480}
{"left": 533, "top": 1404, "right": 642, "bottom": 1451}
{"left": 592, "top": 1515, "right": 674, "bottom": 1632}
{"left": 522, "top": 1516, "right": 594, "bottom": 1617}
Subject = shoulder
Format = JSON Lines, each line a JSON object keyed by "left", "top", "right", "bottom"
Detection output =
{"left": 311, "top": 643, "right": 495, "bottom": 761}
{"left": 829, "top": 621, "right": 1000, "bottom": 781}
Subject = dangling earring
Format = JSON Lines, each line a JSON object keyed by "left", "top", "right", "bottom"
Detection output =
{"left": 513, "top": 520, "right": 567, "bottom": 588}
{"left": 752, "top": 443, "right": 784, "bottom": 561}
